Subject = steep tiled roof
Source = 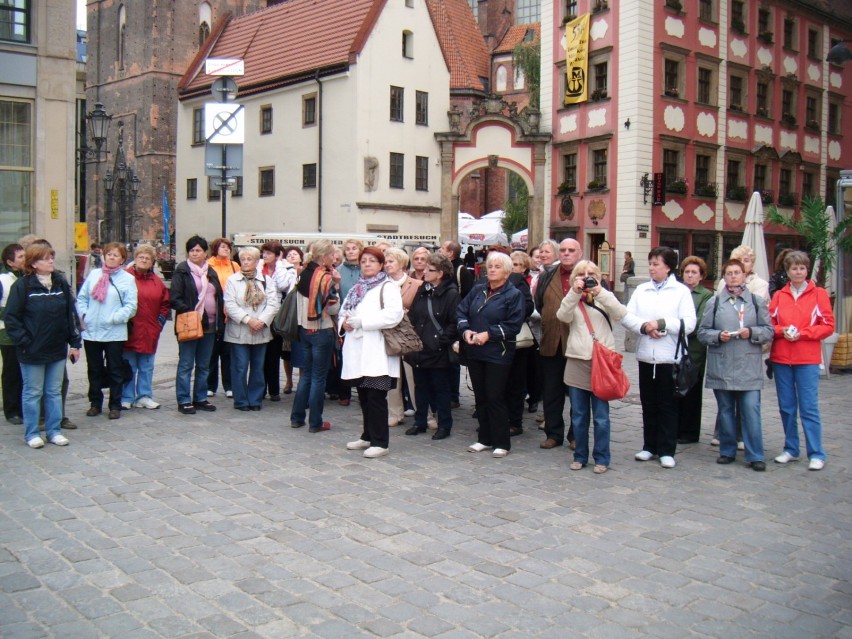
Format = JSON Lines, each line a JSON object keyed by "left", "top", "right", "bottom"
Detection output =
{"left": 425, "top": 0, "right": 490, "bottom": 92}
{"left": 494, "top": 23, "right": 540, "bottom": 55}
{"left": 179, "top": 0, "right": 385, "bottom": 98}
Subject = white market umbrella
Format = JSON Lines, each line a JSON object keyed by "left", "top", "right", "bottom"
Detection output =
{"left": 511, "top": 228, "right": 528, "bottom": 247}
{"left": 458, "top": 217, "right": 508, "bottom": 245}
{"left": 812, "top": 205, "right": 837, "bottom": 296}
{"left": 482, "top": 209, "right": 506, "bottom": 219}
{"left": 742, "top": 191, "right": 770, "bottom": 282}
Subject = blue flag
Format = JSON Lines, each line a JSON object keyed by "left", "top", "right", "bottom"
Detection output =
{"left": 162, "top": 186, "right": 170, "bottom": 245}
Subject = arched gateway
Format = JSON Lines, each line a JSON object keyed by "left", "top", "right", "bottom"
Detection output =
{"left": 435, "top": 95, "right": 551, "bottom": 247}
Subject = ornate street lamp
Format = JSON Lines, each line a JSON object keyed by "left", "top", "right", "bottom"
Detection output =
{"left": 103, "top": 122, "right": 140, "bottom": 244}
{"left": 77, "top": 102, "right": 112, "bottom": 164}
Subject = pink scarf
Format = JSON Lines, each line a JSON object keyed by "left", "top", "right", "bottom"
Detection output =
{"left": 188, "top": 260, "right": 210, "bottom": 314}
{"left": 90, "top": 265, "right": 123, "bottom": 302}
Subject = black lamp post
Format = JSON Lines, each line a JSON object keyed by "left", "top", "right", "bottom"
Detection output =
{"left": 103, "top": 122, "right": 140, "bottom": 244}
{"left": 77, "top": 102, "right": 112, "bottom": 164}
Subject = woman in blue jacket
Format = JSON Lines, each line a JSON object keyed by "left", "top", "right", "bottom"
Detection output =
{"left": 4, "top": 244, "right": 82, "bottom": 448}
{"left": 76, "top": 242, "right": 138, "bottom": 420}
{"left": 458, "top": 251, "right": 525, "bottom": 458}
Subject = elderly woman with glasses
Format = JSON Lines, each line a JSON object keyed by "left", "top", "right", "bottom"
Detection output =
{"left": 223, "top": 246, "right": 280, "bottom": 411}
{"left": 699, "top": 259, "right": 774, "bottom": 471}
{"left": 458, "top": 251, "right": 525, "bottom": 458}
{"left": 405, "top": 253, "right": 459, "bottom": 440}
{"left": 121, "top": 244, "right": 170, "bottom": 410}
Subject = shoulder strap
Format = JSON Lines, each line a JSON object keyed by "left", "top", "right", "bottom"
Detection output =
{"left": 587, "top": 300, "right": 613, "bottom": 332}
{"left": 426, "top": 294, "right": 444, "bottom": 335}
{"left": 109, "top": 277, "right": 124, "bottom": 306}
{"left": 675, "top": 319, "right": 688, "bottom": 357}
{"left": 456, "top": 264, "right": 464, "bottom": 288}
{"left": 379, "top": 281, "right": 387, "bottom": 310}
{"left": 578, "top": 302, "right": 597, "bottom": 340}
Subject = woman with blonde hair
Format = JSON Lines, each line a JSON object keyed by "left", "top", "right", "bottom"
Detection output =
{"left": 384, "top": 246, "right": 423, "bottom": 426}
{"left": 290, "top": 239, "right": 341, "bottom": 432}
{"left": 224, "top": 246, "right": 280, "bottom": 411}
{"left": 77, "top": 242, "right": 138, "bottom": 420}
{"left": 556, "top": 260, "right": 629, "bottom": 473}
{"left": 122, "top": 244, "right": 169, "bottom": 410}
{"left": 716, "top": 245, "right": 769, "bottom": 301}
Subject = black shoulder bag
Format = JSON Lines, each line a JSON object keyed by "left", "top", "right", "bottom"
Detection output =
{"left": 672, "top": 318, "right": 699, "bottom": 397}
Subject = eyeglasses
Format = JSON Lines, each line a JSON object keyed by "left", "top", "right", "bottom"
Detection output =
{"left": 426, "top": 268, "right": 439, "bottom": 272}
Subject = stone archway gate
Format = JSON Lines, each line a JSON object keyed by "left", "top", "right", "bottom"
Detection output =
{"left": 435, "top": 95, "right": 551, "bottom": 247}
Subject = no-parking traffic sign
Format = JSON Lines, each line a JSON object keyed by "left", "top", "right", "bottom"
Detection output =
{"left": 205, "top": 103, "right": 245, "bottom": 144}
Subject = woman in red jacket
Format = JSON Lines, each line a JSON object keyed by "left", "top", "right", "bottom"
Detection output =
{"left": 121, "top": 245, "right": 170, "bottom": 410}
{"left": 769, "top": 250, "right": 835, "bottom": 471}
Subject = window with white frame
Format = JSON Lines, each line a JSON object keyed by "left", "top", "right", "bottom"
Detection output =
{"left": 0, "top": 0, "right": 30, "bottom": 42}
{"left": 729, "top": 71, "right": 747, "bottom": 111}
{"left": 589, "top": 146, "right": 608, "bottom": 189}
{"left": 259, "top": 167, "right": 275, "bottom": 196}
{"left": 515, "top": 0, "right": 539, "bottom": 24}
{"left": 390, "top": 153, "right": 404, "bottom": 189}
{"left": 415, "top": 156, "right": 428, "bottom": 191}
{"left": 303, "top": 94, "right": 317, "bottom": 127}
{"left": 390, "top": 86, "right": 404, "bottom": 122}
{"left": 192, "top": 107, "right": 204, "bottom": 145}
{"left": 562, "top": 152, "right": 577, "bottom": 192}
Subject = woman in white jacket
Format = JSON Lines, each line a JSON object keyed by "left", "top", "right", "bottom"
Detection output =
{"left": 622, "top": 247, "right": 696, "bottom": 469}
{"left": 340, "top": 247, "right": 404, "bottom": 458}
{"left": 223, "top": 247, "right": 280, "bottom": 411}
{"left": 556, "top": 260, "right": 629, "bottom": 474}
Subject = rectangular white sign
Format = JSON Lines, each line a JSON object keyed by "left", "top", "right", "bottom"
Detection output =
{"left": 205, "top": 58, "right": 245, "bottom": 76}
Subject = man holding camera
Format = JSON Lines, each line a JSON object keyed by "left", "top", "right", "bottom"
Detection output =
{"left": 534, "top": 238, "right": 583, "bottom": 449}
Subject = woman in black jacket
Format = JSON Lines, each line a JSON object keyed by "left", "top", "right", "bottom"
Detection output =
{"left": 170, "top": 236, "right": 225, "bottom": 415}
{"left": 4, "top": 244, "right": 81, "bottom": 448}
{"left": 404, "top": 253, "right": 459, "bottom": 440}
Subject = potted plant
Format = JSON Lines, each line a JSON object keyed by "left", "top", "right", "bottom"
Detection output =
{"left": 726, "top": 185, "right": 748, "bottom": 201}
{"left": 756, "top": 106, "right": 769, "bottom": 117}
{"left": 667, "top": 179, "right": 688, "bottom": 194}
{"left": 731, "top": 17, "right": 746, "bottom": 33}
{"left": 694, "top": 183, "right": 717, "bottom": 198}
{"left": 556, "top": 180, "right": 575, "bottom": 196}
{"left": 758, "top": 30, "right": 774, "bottom": 44}
{"left": 590, "top": 88, "right": 607, "bottom": 100}
{"left": 665, "top": 87, "right": 680, "bottom": 98}
{"left": 778, "top": 192, "right": 798, "bottom": 207}
{"left": 587, "top": 179, "right": 605, "bottom": 191}
{"left": 665, "top": 0, "right": 682, "bottom": 12}
{"left": 781, "top": 113, "right": 797, "bottom": 127}
{"left": 806, "top": 119, "right": 820, "bottom": 131}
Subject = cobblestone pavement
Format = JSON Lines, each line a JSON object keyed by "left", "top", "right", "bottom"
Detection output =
{"left": 1, "top": 327, "right": 850, "bottom": 638}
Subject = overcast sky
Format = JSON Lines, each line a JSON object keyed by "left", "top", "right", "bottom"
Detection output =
{"left": 77, "top": 0, "right": 86, "bottom": 30}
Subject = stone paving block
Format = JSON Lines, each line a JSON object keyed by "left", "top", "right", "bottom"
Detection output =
{"left": 0, "top": 572, "right": 41, "bottom": 592}
{"left": 359, "top": 617, "right": 404, "bottom": 637}
{"left": 92, "top": 612, "right": 145, "bottom": 636}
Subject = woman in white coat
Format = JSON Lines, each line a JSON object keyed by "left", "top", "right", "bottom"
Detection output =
{"left": 340, "top": 247, "right": 404, "bottom": 458}
{"left": 223, "top": 247, "right": 280, "bottom": 411}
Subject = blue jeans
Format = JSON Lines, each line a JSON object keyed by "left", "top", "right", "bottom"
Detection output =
{"left": 568, "top": 385, "right": 611, "bottom": 466}
{"left": 176, "top": 333, "right": 216, "bottom": 405}
{"left": 714, "top": 389, "right": 764, "bottom": 462}
{"left": 290, "top": 327, "right": 334, "bottom": 429}
{"left": 122, "top": 352, "right": 156, "bottom": 404}
{"left": 773, "top": 363, "right": 824, "bottom": 461}
{"left": 413, "top": 367, "right": 452, "bottom": 432}
{"left": 21, "top": 358, "right": 65, "bottom": 442}
{"left": 230, "top": 342, "right": 267, "bottom": 408}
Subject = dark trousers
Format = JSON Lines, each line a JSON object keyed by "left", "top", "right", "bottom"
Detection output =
{"left": 264, "top": 333, "right": 283, "bottom": 397}
{"left": 506, "top": 347, "right": 530, "bottom": 429}
{"left": 449, "top": 362, "right": 461, "bottom": 403}
{"left": 467, "top": 358, "right": 512, "bottom": 451}
{"left": 526, "top": 347, "right": 541, "bottom": 405}
{"left": 207, "top": 334, "right": 232, "bottom": 393}
{"left": 0, "top": 344, "right": 22, "bottom": 419}
{"left": 84, "top": 340, "right": 125, "bottom": 411}
{"left": 357, "top": 386, "right": 389, "bottom": 448}
{"left": 638, "top": 361, "right": 679, "bottom": 457}
{"left": 677, "top": 364, "right": 706, "bottom": 442}
{"left": 413, "top": 367, "right": 452, "bottom": 432}
{"left": 540, "top": 353, "right": 574, "bottom": 443}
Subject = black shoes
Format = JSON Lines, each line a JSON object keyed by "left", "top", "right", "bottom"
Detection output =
{"left": 716, "top": 456, "right": 735, "bottom": 464}
{"left": 405, "top": 426, "right": 427, "bottom": 436}
{"left": 178, "top": 403, "right": 196, "bottom": 415}
{"left": 509, "top": 426, "right": 524, "bottom": 437}
{"left": 432, "top": 429, "right": 450, "bottom": 440}
{"left": 678, "top": 438, "right": 699, "bottom": 444}
{"left": 193, "top": 401, "right": 217, "bottom": 412}
{"left": 527, "top": 402, "right": 538, "bottom": 413}
{"left": 750, "top": 461, "right": 766, "bottom": 471}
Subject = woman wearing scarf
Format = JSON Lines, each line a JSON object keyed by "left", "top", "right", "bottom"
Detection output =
{"left": 76, "top": 242, "right": 138, "bottom": 420}
{"left": 223, "top": 246, "right": 280, "bottom": 411}
{"left": 171, "top": 236, "right": 224, "bottom": 415}
{"left": 121, "top": 244, "right": 170, "bottom": 410}
{"left": 206, "top": 237, "right": 239, "bottom": 399}
{"left": 699, "top": 259, "right": 774, "bottom": 471}
{"left": 289, "top": 239, "right": 341, "bottom": 432}
{"left": 341, "top": 247, "right": 404, "bottom": 458}
{"left": 556, "top": 260, "right": 629, "bottom": 474}
{"left": 259, "top": 241, "right": 296, "bottom": 401}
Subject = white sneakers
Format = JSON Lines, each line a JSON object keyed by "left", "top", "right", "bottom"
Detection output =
{"left": 468, "top": 443, "right": 492, "bottom": 453}
{"left": 492, "top": 448, "right": 509, "bottom": 458}
{"left": 225, "top": 390, "right": 233, "bottom": 398}
{"left": 659, "top": 456, "right": 676, "bottom": 469}
{"left": 363, "top": 446, "right": 389, "bottom": 458}
{"left": 634, "top": 450, "right": 656, "bottom": 461}
{"left": 710, "top": 438, "right": 720, "bottom": 446}
{"left": 49, "top": 435, "right": 69, "bottom": 446}
{"left": 27, "top": 437, "right": 44, "bottom": 449}
{"left": 346, "top": 439, "right": 370, "bottom": 450}
{"left": 121, "top": 402, "right": 133, "bottom": 410}
{"left": 207, "top": 390, "right": 215, "bottom": 397}
{"left": 133, "top": 397, "right": 160, "bottom": 409}
{"left": 774, "top": 452, "right": 799, "bottom": 464}
{"left": 808, "top": 458, "right": 825, "bottom": 471}
{"left": 403, "top": 408, "right": 415, "bottom": 416}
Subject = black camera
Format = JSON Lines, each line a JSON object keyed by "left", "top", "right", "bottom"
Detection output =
{"left": 583, "top": 276, "right": 598, "bottom": 289}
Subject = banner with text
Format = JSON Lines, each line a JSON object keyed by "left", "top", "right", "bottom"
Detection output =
{"left": 564, "top": 14, "right": 590, "bottom": 106}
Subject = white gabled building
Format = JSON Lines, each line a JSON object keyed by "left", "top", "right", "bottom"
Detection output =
{"left": 176, "top": 0, "right": 452, "bottom": 247}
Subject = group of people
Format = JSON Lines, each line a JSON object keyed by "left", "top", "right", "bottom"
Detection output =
{"left": 0, "top": 232, "right": 834, "bottom": 472}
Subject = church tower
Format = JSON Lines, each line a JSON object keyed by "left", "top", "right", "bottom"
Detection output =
{"left": 84, "top": 1, "right": 276, "bottom": 245}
